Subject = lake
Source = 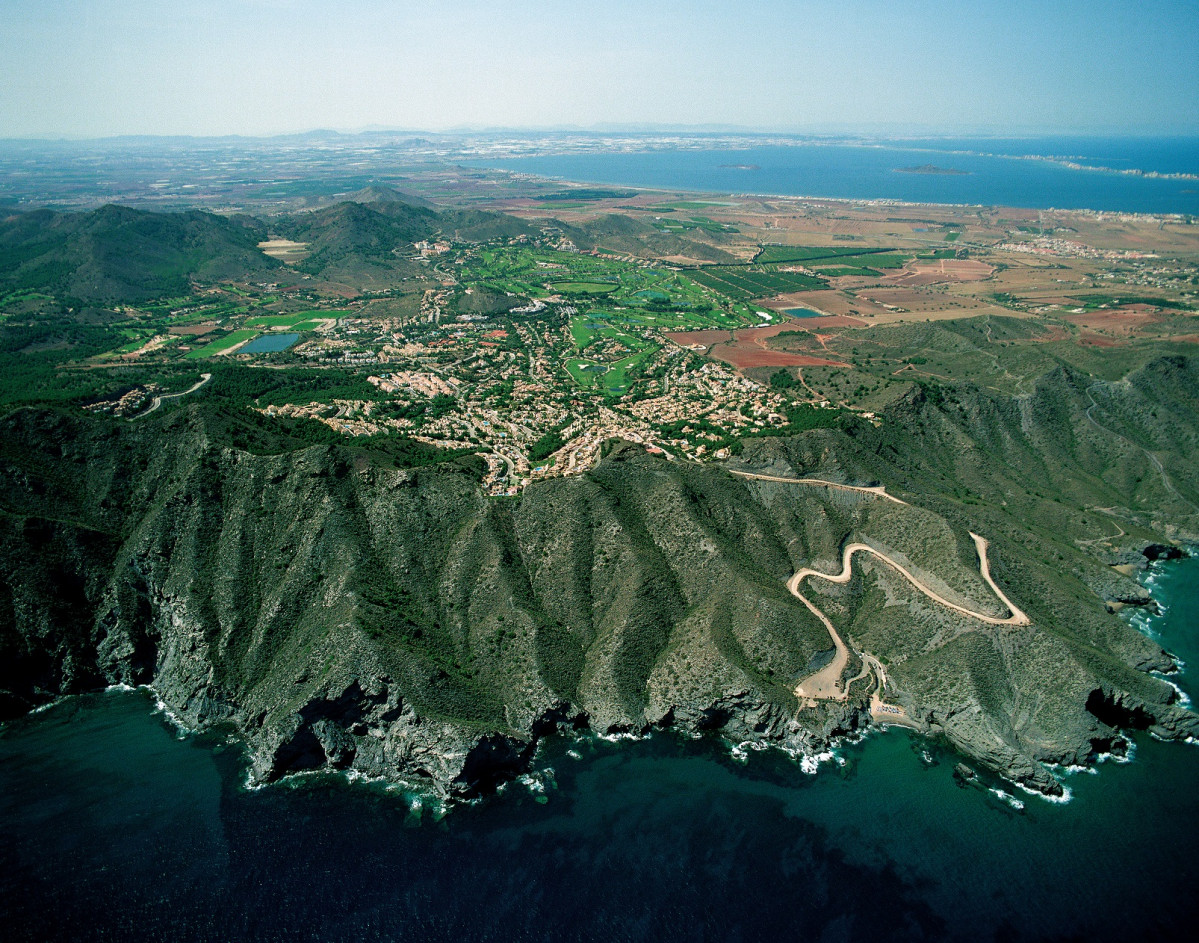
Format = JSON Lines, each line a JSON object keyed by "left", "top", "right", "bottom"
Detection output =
{"left": 2, "top": 556, "right": 1197, "bottom": 942}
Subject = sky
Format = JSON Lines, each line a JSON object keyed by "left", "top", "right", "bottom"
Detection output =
{"left": 1, "top": 0, "right": 1197, "bottom": 138}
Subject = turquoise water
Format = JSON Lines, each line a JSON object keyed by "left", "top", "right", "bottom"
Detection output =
{"left": 2, "top": 556, "right": 1197, "bottom": 941}
{"left": 239, "top": 332, "right": 300, "bottom": 354}
{"left": 465, "top": 137, "right": 1199, "bottom": 215}
{"left": 1127, "top": 556, "right": 1199, "bottom": 703}
{"left": 782, "top": 307, "right": 823, "bottom": 318}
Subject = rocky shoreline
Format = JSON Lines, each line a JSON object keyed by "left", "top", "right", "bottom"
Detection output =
{"left": 124, "top": 543, "right": 1198, "bottom": 808}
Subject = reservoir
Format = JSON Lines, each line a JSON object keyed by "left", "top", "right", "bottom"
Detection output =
{"left": 782, "top": 307, "right": 824, "bottom": 318}
{"left": 2, "top": 556, "right": 1197, "bottom": 941}
{"left": 239, "top": 332, "right": 300, "bottom": 354}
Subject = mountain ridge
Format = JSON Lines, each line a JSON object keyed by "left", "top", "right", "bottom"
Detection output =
{"left": 2, "top": 356, "right": 1196, "bottom": 802}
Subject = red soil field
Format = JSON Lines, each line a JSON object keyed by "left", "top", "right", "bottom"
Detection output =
{"left": 1078, "top": 330, "right": 1119, "bottom": 347}
{"left": 1063, "top": 304, "right": 1161, "bottom": 335}
{"left": 664, "top": 329, "right": 734, "bottom": 348}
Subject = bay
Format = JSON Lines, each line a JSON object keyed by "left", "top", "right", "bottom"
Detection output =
{"left": 465, "top": 138, "right": 1199, "bottom": 216}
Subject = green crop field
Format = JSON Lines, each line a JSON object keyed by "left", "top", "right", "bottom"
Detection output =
{"left": 248, "top": 310, "right": 346, "bottom": 328}
{"left": 813, "top": 266, "right": 881, "bottom": 277}
{"left": 689, "top": 267, "right": 827, "bottom": 301}
{"left": 754, "top": 245, "right": 907, "bottom": 266}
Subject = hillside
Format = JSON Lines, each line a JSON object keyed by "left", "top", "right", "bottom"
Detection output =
{"left": 561, "top": 214, "right": 736, "bottom": 262}
{"left": 0, "top": 205, "right": 279, "bottom": 302}
{"left": 273, "top": 199, "right": 538, "bottom": 277}
{"left": 2, "top": 356, "right": 1196, "bottom": 801}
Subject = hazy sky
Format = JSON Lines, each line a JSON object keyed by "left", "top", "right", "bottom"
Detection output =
{"left": 1, "top": 0, "right": 1196, "bottom": 137}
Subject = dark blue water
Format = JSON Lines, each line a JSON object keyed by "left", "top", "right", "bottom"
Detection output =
{"left": 2, "top": 556, "right": 1198, "bottom": 942}
{"left": 466, "top": 138, "right": 1199, "bottom": 215}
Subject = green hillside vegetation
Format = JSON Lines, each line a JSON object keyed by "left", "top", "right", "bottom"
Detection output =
{"left": 0, "top": 205, "right": 280, "bottom": 303}
{"left": 1, "top": 355, "right": 1196, "bottom": 799}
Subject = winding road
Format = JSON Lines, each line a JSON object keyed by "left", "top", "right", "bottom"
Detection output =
{"left": 790, "top": 536, "right": 1029, "bottom": 701}
{"left": 132, "top": 373, "right": 212, "bottom": 420}
{"left": 734, "top": 469, "right": 1029, "bottom": 724}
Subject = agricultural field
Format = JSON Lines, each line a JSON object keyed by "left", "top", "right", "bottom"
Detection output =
{"left": 687, "top": 266, "right": 828, "bottom": 301}
{"left": 651, "top": 215, "right": 739, "bottom": 235}
{"left": 247, "top": 311, "right": 346, "bottom": 328}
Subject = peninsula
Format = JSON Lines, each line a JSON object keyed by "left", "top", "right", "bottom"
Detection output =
{"left": 1, "top": 141, "right": 1197, "bottom": 805}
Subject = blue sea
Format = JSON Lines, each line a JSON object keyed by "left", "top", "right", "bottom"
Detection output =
{"left": 2, "top": 555, "right": 1198, "bottom": 942}
{"left": 466, "top": 137, "right": 1199, "bottom": 215}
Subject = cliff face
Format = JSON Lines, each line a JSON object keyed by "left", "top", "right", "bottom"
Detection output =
{"left": 2, "top": 357, "right": 1197, "bottom": 801}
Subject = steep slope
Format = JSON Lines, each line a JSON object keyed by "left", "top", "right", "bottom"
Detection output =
{"left": 1, "top": 357, "right": 1197, "bottom": 802}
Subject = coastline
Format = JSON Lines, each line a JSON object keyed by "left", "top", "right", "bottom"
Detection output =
{"left": 465, "top": 138, "right": 1199, "bottom": 216}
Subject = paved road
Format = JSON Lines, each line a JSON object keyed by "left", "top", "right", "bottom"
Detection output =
{"left": 132, "top": 373, "right": 212, "bottom": 420}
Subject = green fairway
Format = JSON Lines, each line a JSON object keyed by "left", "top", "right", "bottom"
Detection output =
{"left": 185, "top": 329, "right": 257, "bottom": 359}
{"left": 553, "top": 282, "right": 618, "bottom": 295}
{"left": 564, "top": 359, "right": 607, "bottom": 387}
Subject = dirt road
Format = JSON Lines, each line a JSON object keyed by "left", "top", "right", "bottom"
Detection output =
{"left": 730, "top": 470, "right": 909, "bottom": 506}
{"left": 790, "top": 537, "right": 1027, "bottom": 706}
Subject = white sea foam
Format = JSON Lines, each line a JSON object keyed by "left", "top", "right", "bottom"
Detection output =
{"left": 566, "top": 749, "right": 582, "bottom": 760}
{"left": 1014, "top": 779, "right": 1074, "bottom": 804}
{"left": 596, "top": 729, "right": 649, "bottom": 743}
{"left": 800, "top": 750, "right": 836, "bottom": 774}
{"left": 1154, "top": 676, "right": 1192, "bottom": 708}
{"left": 30, "top": 697, "right": 66, "bottom": 714}
{"left": 1096, "top": 737, "right": 1136, "bottom": 765}
{"left": 988, "top": 787, "right": 1026, "bottom": 811}
{"left": 516, "top": 773, "right": 546, "bottom": 794}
